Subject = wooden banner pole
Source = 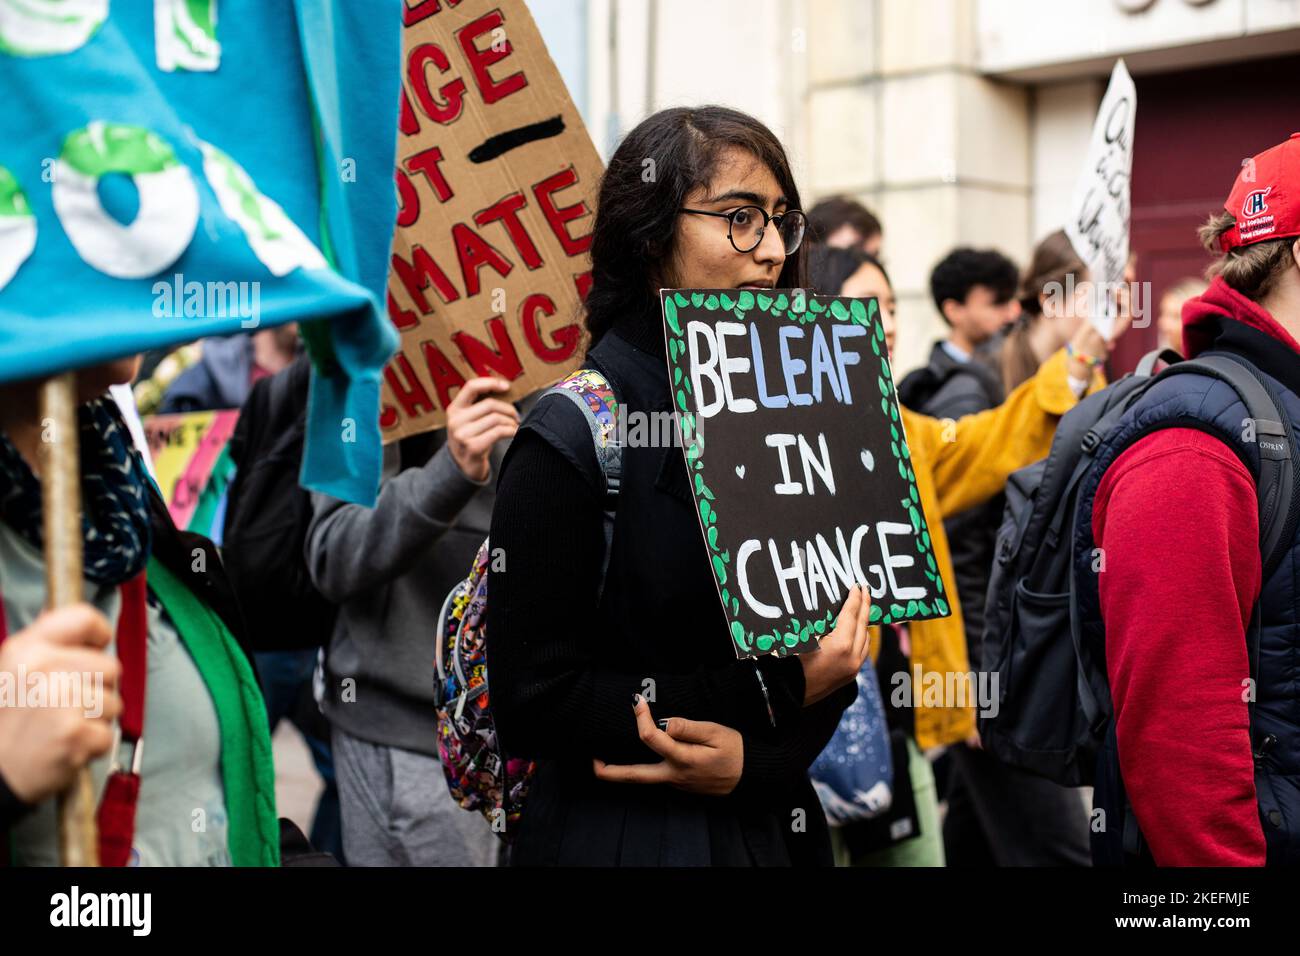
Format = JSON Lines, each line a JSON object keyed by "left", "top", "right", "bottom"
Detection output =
{"left": 38, "top": 373, "right": 98, "bottom": 867}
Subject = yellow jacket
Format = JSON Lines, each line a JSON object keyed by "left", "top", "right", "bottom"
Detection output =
{"left": 880, "top": 347, "right": 1103, "bottom": 748}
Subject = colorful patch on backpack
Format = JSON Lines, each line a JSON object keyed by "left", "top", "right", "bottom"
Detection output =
{"left": 555, "top": 369, "right": 619, "bottom": 448}
{"left": 435, "top": 538, "right": 534, "bottom": 841}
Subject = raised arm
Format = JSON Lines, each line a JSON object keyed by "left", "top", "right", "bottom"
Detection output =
{"left": 305, "top": 377, "right": 519, "bottom": 603}
{"left": 921, "top": 347, "right": 1102, "bottom": 517}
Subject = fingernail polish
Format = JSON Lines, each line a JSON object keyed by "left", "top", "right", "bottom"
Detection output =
{"left": 656, "top": 719, "right": 670, "bottom": 732}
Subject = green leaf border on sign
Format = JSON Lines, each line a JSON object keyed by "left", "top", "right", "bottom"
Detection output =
{"left": 662, "top": 290, "right": 947, "bottom": 657}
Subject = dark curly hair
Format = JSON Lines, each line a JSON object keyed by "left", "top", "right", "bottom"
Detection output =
{"left": 583, "top": 106, "right": 807, "bottom": 351}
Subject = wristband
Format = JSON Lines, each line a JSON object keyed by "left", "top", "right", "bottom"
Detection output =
{"left": 1066, "top": 341, "right": 1105, "bottom": 369}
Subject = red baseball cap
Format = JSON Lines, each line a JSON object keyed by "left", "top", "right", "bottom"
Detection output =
{"left": 1219, "top": 133, "right": 1300, "bottom": 253}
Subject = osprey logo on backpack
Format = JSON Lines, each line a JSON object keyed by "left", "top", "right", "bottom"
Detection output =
{"left": 433, "top": 368, "right": 622, "bottom": 841}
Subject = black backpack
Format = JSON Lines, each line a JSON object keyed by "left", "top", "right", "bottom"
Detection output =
{"left": 222, "top": 354, "right": 337, "bottom": 650}
{"left": 897, "top": 353, "right": 1003, "bottom": 414}
{"left": 979, "top": 348, "right": 1298, "bottom": 787}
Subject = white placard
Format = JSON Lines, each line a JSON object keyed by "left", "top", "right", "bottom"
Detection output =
{"left": 1065, "top": 59, "right": 1136, "bottom": 339}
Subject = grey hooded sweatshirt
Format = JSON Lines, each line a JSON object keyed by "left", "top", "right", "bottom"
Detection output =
{"left": 306, "top": 437, "right": 503, "bottom": 755}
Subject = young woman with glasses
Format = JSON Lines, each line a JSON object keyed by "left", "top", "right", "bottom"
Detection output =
{"left": 485, "top": 106, "right": 870, "bottom": 866}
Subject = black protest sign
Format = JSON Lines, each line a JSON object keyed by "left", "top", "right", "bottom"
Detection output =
{"left": 661, "top": 288, "right": 950, "bottom": 660}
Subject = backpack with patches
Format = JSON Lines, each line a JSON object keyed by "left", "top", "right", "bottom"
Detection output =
{"left": 433, "top": 369, "right": 622, "bottom": 841}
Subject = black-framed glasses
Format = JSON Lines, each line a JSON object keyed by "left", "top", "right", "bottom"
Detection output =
{"left": 680, "top": 205, "right": 806, "bottom": 255}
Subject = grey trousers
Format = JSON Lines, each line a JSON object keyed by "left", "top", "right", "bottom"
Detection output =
{"left": 332, "top": 725, "right": 499, "bottom": 867}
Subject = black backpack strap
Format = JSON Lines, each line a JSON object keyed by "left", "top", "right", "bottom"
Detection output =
{"left": 1157, "top": 352, "right": 1298, "bottom": 580}
{"left": 1058, "top": 348, "right": 1182, "bottom": 553}
{"left": 896, "top": 364, "right": 949, "bottom": 410}
{"left": 1132, "top": 347, "right": 1183, "bottom": 378}
{"left": 1065, "top": 351, "right": 1175, "bottom": 736}
{"left": 535, "top": 368, "right": 623, "bottom": 602}
{"left": 1063, "top": 407, "right": 1131, "bottom": 735}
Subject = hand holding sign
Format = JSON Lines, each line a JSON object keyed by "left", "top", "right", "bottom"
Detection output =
{"left": 663, "top": 289, "right": 949, "bottom": 661}
{"left": 0, "top": 605, "right": 121, "bottom": 805}
{"left": 445, "top": 377, "right": 520, "bottom": 482}
{"left": 800, "top": 584, "right": 873, "bottom": 706}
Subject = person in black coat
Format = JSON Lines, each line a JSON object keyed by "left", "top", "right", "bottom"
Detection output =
{"left": 486, "top": 106, "right": 871, "bottom": 867}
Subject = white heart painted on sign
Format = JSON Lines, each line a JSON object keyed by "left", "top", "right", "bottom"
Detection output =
{"left": 735, "top": 464, "right": 746, "bottom": 479}
{"left": 860, "top": 450, "right": 874, "bottom": 472}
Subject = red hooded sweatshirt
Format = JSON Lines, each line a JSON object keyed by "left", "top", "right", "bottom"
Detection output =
{"left": 1093, "top": 276, "right": 1300, "bottom": 866}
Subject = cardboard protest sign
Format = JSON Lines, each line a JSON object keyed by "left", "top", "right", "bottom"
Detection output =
{"left": 1065, "top": 59, "right": 1136, "bottom": 339}
{"left": 381, "top": 0, "right": 604, "bottom": 440}
{"left": 143, "top": 409, "right": 238, "bottom": 535}
{"left": 662, "top": 289, "right": 950, "bottom": 660}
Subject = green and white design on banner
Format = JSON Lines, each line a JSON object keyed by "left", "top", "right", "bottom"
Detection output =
{"left": 200, "top": 141, "right": 326, "bottom": 277}
{"left": 52, "top": 121, "right": 199, "bottom": 278}
{"left": 0, "top": 167, "right": 36, "bottom": 289}
{"left": 155, "top": 0, "right": 219, "bottom": 72}
{"left": 0, "top": 0, "right": 108, "bottom": 56}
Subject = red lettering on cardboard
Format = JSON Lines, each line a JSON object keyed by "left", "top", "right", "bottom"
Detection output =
{"left": 452, "top": 316, "right": 525, "bottom": 380}
{"left": 395, "top": 168, "right": 420, "bottom": 228}
{"left": 457, "top": 10, "right": 528, "bottom": 106}
{"left": 385, "top": 353, "right": 437, "bottom": 418}
{"left": 574, "top": 269, "right": 593, "bottom": 302}
{"left": 520, "top": 293, "right": 580, "bottom": 363}
{"left": 406, "top": 146, "right": 454, "bottom": 204}
{"left": 452, "top": 222, "right": 512, "bottom": 297}
{"left": 474, "top": 192, "right": 542, "bottom": 269}
{"left": 408, "top": 42, "right": 466, "bottom": 125}
{"left": 421, "top": 341, "right": 468, "bottom": 409}
{"left": 387, "top": 289, "right": 419, "bottom": 331}
{"left": 403, "top": 0, "right": 458, "bottom": 28}
{"left": 399, "top": 88, "right": 420, "bottom": 136}
{"left": 533, "top": 167, "right": 592, "bottom": 256}
{"left": 392, "top": 245, "right": 461, "bottom": 313}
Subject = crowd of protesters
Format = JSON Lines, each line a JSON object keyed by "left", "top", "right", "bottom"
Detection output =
{"left": 1, "top": 105, "right": 1296, "bottom": 868}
